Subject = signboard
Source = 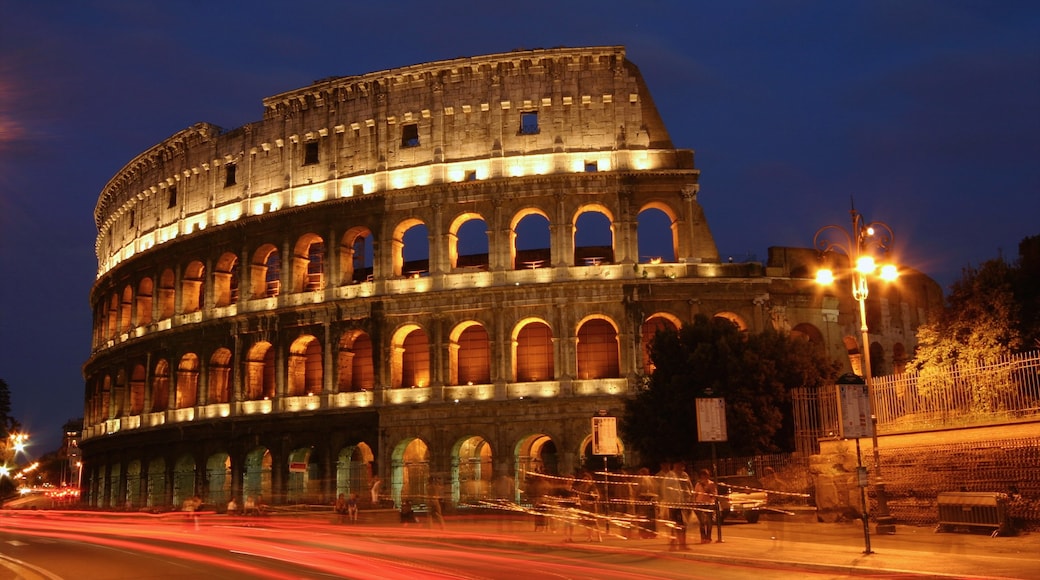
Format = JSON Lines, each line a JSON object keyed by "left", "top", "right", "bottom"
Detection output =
{"left": 591, "top": 416, "right": 618, "bottom": 455}
{"left": 695, "top": 397, "right": 727, "bottom": 442}
{"left": 836, "top": 379, "right": 874, "bottom": 439}
{"left": 289, "top": 462, "right": 308, "bottom": 473}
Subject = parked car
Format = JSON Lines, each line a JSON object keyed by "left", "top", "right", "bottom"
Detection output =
{"left": 715, "top": 475, "right": 767, "bottom": 524}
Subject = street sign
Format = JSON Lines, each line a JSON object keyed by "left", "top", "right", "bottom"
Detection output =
{"left": 695, "top": 397, "right": 727, "bottom": 442}
{"left": 836, "top": 375, "right": 874, "bottom": 439}
{"left": 591, "top": 416, "right": 618, "bottom": 455}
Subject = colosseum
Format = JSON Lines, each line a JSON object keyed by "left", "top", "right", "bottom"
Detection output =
{"left": 82, "top": 45, "right": 941, "bottom": 511}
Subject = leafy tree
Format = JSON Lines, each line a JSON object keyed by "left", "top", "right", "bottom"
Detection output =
{"left": 620, "top": 315, "right": 840, "bottom": 468}
{"left": 0, "top": 379, "right": 19, "bottom": 441}
{"left": 911, "top": 235, "right": 1040, "bottom": 411}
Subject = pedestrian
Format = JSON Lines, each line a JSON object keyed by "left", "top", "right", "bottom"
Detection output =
{"left": 244, "top": 495, "right": 257, "bottom": 516}
{"left": 573, "top": 470, "right": 601, "bottom": 542}
{"left": 346, "top": 492, "right": 359, "bottom": 523}
{"left": 669, "top": 462, "right": 693, "bottom": 549}
{"left": 370, "top": 477, "right": 383, "bottom": 506}
{"left": 636, "top": 467, "right": 658, "bottom": 538}
{"left": 400, "top": 498, "right": 417, "bottom": 525}
{"left": 227, "top": 496, "right": 239, "bottom": 516}
{"left": 427, "top": 477, "right": 446, "bottom": 530}
{"left": 694, "top": 468, "right": 719, "bottom": 543}
{"left": 335, "top": 493, "right": 348, "bottom": 524}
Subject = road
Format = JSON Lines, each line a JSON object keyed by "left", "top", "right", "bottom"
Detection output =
{"left": 0, "top": 511, "right": 869, "bottom": 579}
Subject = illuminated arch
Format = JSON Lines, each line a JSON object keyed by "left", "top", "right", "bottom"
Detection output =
{"left": 292, "top": 233, "right": 325, "bottom": 293}
{"left": 288, "top": 335, "right": 322, "bottom": 396}
{"left": 573, "top": 204, "right": 615, "bottom": 265}
{"left": 208, "top": 348, "right": 232, "bottom": 404}
{"left": 245, "top": 341, "right": 275, "bottom": 400}
{"left": 339, "top": 226, "right": 374, "bottom": 284}
{"left": 575, "top": 315, "right": 620, "bottom": 380}
{"left": 129, "top": 363, "right": 146, "bottom": 415}
{"left": 251, "top": 244, "right": 280, "bottom": 299}
{"left": 158, "top": 268, "right": 175, "bottom": 319}
{"left": 119, "top": 285, "right": 133, "bottom": 333}
{"left": 641, "top": 313, "right": 681, "bottom": 374}
{"left": 510, "top": 209, "right": 551, "bottom": 270}
{"left": 338, "top": 329, "right": 375, "bottom": 391}
{"left": 512, "top": 318, "right": 554, "bottom": 382}
{"left": 637, "top": 202, "right": 679, "bottom": 263}
{"left": 152, "top": 358, "right": 170, "bottom": 412}
{"left": 449, "top": 321, "right": 491, "bottom": 385}
{"left": 175, "top": 353, "right": 199, "bottom": 408}
{"left": 447, "top": 212, "right": 489, "bottom": 270}
{"left": 391, "top": 437, "right": 430, "bottom": 504}
{"left": 452, "top": 435, "right": 493, "bottom": 503}
{"left": 213, "top": 252, "right": 239, "bottom": 307}
{"left": 136, "top": 277, "right": 153, "bottom": 326}
{"left": 714, "top": 311, "right": 748, "bottom": 331}
{"left": 392, "top": 218, "right": 427, "bottom": 277}
{"left": 390, "top": 324, "right": 430, "bottom": 388}
{"left": 181, "top": 260, "right": 205, "bottom": 313}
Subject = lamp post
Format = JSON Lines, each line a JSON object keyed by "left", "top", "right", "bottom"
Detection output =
{"left": 814, "top": 208, "right": 897, "bottom": 535}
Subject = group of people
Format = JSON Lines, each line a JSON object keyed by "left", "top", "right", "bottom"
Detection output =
{"left": 334, "top": 492, "right": 359, "bottom": 523}
{"left": 523, "top": 462, "right": 722, "bottom": 549}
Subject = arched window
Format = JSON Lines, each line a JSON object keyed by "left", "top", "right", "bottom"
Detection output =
{"left": 152, "top": 359, "right": 170, "bottom": 412}
{"left": 637, "top": 205, "right": 678, "bottom": 263}
{"left": 512, "top": 212, "right": 550, "bottom": 270}
{"left": 181, "top": 260, "right": 205, "bottom": 313}
{"left": 453, "top": 323, "right": 491, "bottom": 385}
{"left": 338, "top": 331, "right": 375, "bottom": 391}
{"left": 288, "top": 335, "right": 322, "bottom": 396}
{"left": 576, "top": 318, "right": 620, "bottom": 379}
{"left": 573, "top": 208, "right": 614, "bottom": 266}
{"left": 208, "top": 348, "right": 233, "bottom": 404}
{"left": 176, "top": 354, "right": 200, "bottom": 408}
{"left": 515, "top": 321, "right": 554, "bottom": 382}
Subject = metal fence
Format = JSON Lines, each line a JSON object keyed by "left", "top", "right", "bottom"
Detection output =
{"left": 793, "top": 349, "right": 1040, "bottom": 455}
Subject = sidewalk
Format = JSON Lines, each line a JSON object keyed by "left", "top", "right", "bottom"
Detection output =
{"left": 355, "top": 510, "right": 1040, "bottom": 579}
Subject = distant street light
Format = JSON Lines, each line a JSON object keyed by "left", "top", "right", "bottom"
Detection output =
{"left": 814, "top": 208, "right": 898, "bottom": 536}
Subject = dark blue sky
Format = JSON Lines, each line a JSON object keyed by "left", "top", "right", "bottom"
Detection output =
{"left": 2, "top": 1, "right": 1038, "bottom": 453}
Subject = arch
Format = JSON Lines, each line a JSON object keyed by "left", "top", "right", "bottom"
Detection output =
{"left": 146, "top": 457, "right": 166, "bottom": 507}
{"left": 243, "top": 447, "right": 272, "bottom": 505}
{"left": 453, "top": 435, "right": 493, "bottom": 504}
{"left": 844, "top": 335, "right": 864, "bottom": 376}
{"left": 129, "top": 363, "right": 146, "bottom": 415}
{"left": 152, "top": 359, "right": 170, "bottom": 412}
{"left": 175, "top": 353, "right": 200, "bottom": 408}
{"left": 791, "top": 322, "right": 825, "bottom": 352}
{"left": 136, "top": 277, "right": 153, "bottom": 325}
{"left": 172, "top": 453, "right": 196, "bottom": 507}
{"left": 339, "top": 226, "right": 374, "bottom": 284}
{"left": 286, "top": 447, "right": 319, "bottom": 504}
{"left": 338, "top": 330, "right": 375, "bottom": 391}
{"left": 158, "top": 268, "right": 175, "bottom": 319}
{"left": 579, "top": 433, "right": 625, "bottom": 471}
{"left": 448, "top": 213, "right": 489, "bottom": 270}
{"left": 573, "top": 205, "right": 615, "bottom": 265}
{"left": 869, "top": 341, "right": 886, "bottom": 377}
{"left": 516, "top": 434, "right": 559, "bottom": 479}
{"left": 391, "top": 324, "right": 430, "bottom": 389}
{"left": 205, "top": 452, "right": 231, "bottom": 508}
{"left": 125, "top": 460, "right": 142, "bottom": 509}
{"left": 575, "top": 316, "right": 620, "bottom": 380}
{"left": 511, "top": 210, "right": 551, "bottom": 270}
{"left": 106, "top": 294, "right": 119, "bottom": 338}
{"left": 213, "top": 252, "right": 239, "bottom": 307}
{"left": 893, "top": 342, "right": 908, "bottom": 375}
{"left": 181, "top": 260, "right": 205, "bottom": 313}
{"left": 245, "top": 342, "right": 275, "bottom": 400}
{"left": 450, "top": 321, "right": 491, "bottom": 385}
{"left": 208, "top": 348, "right": 232, "bottom": 404}
{"left": 336, "top": 442, "right": 375, "bottom": 501}
{"left": 637, "top": 203, "right": 679, "bottom": 263}
{"left": 392, "top": 437, "right": 430, "bottom": 505}
{"left": 513, "top": 319, "right": 554, "bottom": 382}
{"left": 292, "top": 233, "right": 325, "bottom": 293}
{"left": 714, "top": 311, "right": 748, "bottom": 332}
{"left": 641, "top": 313, "right": 681, "bottom": 374}
{"left": 119, "top": 285, "right": 133, "bottom": 333}
{"left": 251, "top": 244, "right": 281, "bottom": 299}
{"left": 393, "top": 218, "right": 429, "bottom": 277}
{"left": 288, "top": 335, "right": 322, "bottom": 396}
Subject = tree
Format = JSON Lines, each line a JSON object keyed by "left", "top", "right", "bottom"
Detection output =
{"left": 0, "top": 379, "right": 20, "bottom": 441}
{"left": 911, "top": 235, "right": 1040, "bottom": 411}
{"left": 620, "top": 315, "right": 840, "bottom": 468}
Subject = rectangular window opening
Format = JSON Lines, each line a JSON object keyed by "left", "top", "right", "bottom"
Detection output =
{"left": 129, "top": 210, "right": 135, "bottom": 227}
{"left": 303, "top": 141, "right": 319, "bottom": 165}
{"left": 224, "top": 163, "right": 237, "bottom": 187}
{"left": 519, "top": 111, "right": 539, "bottom": 135}
{"left": 401, "top": 123, "right": 419, "bottom": 148}
{"left": 465, "top": 170, "right": 477, "bottom": 182}
{"left": 584, "top": 161, "right": 598, "bottom": 172}
{"left": 167, "top": 186, "right": 178, "bottom": 208}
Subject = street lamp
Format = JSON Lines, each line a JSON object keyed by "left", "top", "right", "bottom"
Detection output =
{"left": 814, "top": 208, "right": 897, "bottom": 535}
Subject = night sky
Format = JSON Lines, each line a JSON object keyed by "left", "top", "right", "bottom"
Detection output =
{"left": 2, "top": 1, "right": 1038, "bottom": 454}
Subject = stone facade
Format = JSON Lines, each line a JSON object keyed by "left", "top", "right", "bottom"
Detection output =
{"left": 82, "top": 46, "right": 940, "bottom": 511}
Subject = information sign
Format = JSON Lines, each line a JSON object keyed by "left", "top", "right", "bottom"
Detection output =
{"left": 695, "top": 397, "right": 727, "bottom": 442}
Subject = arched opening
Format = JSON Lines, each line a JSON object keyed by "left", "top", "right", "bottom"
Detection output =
{"left": 205, "top": 453, "right": 231, "bottom": 509}
{"left": 213, "top": 252, "right": 239, "bottom": 307}
{"left": 158, "top": 269, "right": 175, "bottom": 319}
{"left": 392, "top": 438, "right": 430, "bottom": 505}
{"left": 136, "top": 277, "right": 153, "bottom": 326}
{"left": 129, "top": 364, "right": 146, "bottom": 414}
{"left": 125, "top": 460, "right": 142, "bottom": 509}
{"left": 637, "top": 204, "right": 678, "bottom": 263}
{"left": 152, "top": 359, "right": 170, "bottom": 412}
{"left": 714, "top": 311, "right": 748, "bottom": 332}
{"left": 340, "top": 227, "right": 374, "bottom": 284}
{"left": 286, "top": 447, "right": 320, "bottom": 504}
{"left": 451, "top": 322, "right": 491, "bottom": 385}
{"left": 292, "top": 233, "right": 325, "bottom": 293}
{"left": 245, "top": 342, "right": 275, "bottom": 401}
{"left": 641, "top": 314, "right": 680, "bottom": 374}
{"left": 146, "top": 458, "right": 166, "bottom": 507}
{"left": 181, "top": 260, "right": 205, "bottom": 313}
{"left": 575, "top": 317, "right": 620, "bottom": 379}
{"left": 392, "top": 326, "right": 430, "bottom": 389}
{"left": 251, "top": 244, "right": 281, "bottom": 299}
{"left": 573, "top": 207, "right": 614, "bottom": 265}
{"left": 454, "top": 436, "right": 493, "bottom": 504}
{"left": 119, "top": 285, "right": 132, "bottom": 333}
{"left": 175, "top": 353, "right": 199, "bottom": 408}
{"left": 512, "top": 211, "right": 551, "bottom": 270}
{"left": 288, "top": 335, "right": 323, "bottom": 396}
{"left": 243, "top": 447, "right": 272, "bottom": 505}
{"left": 172, "top": 454, "right": 196, "bottom": 507}
{"left": 338, "top": 330, "right": 375, "bottom": 391}
{"left": 208, "top": 348, "right": 232, "bottom": 404}
{"left": 449, "top": 214, "right": 489, "bottom": 270}
{"left": 336, "top": 443, "right": 375, "bottom": 503}
{"left": 514, "top": 320, "right": 554, "bottom": 382}
{"left": 516, "top": 434, "right": 559, "bottom": 482}
{"left": 393, "top": 219, "right": 429, "bottom": 277}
